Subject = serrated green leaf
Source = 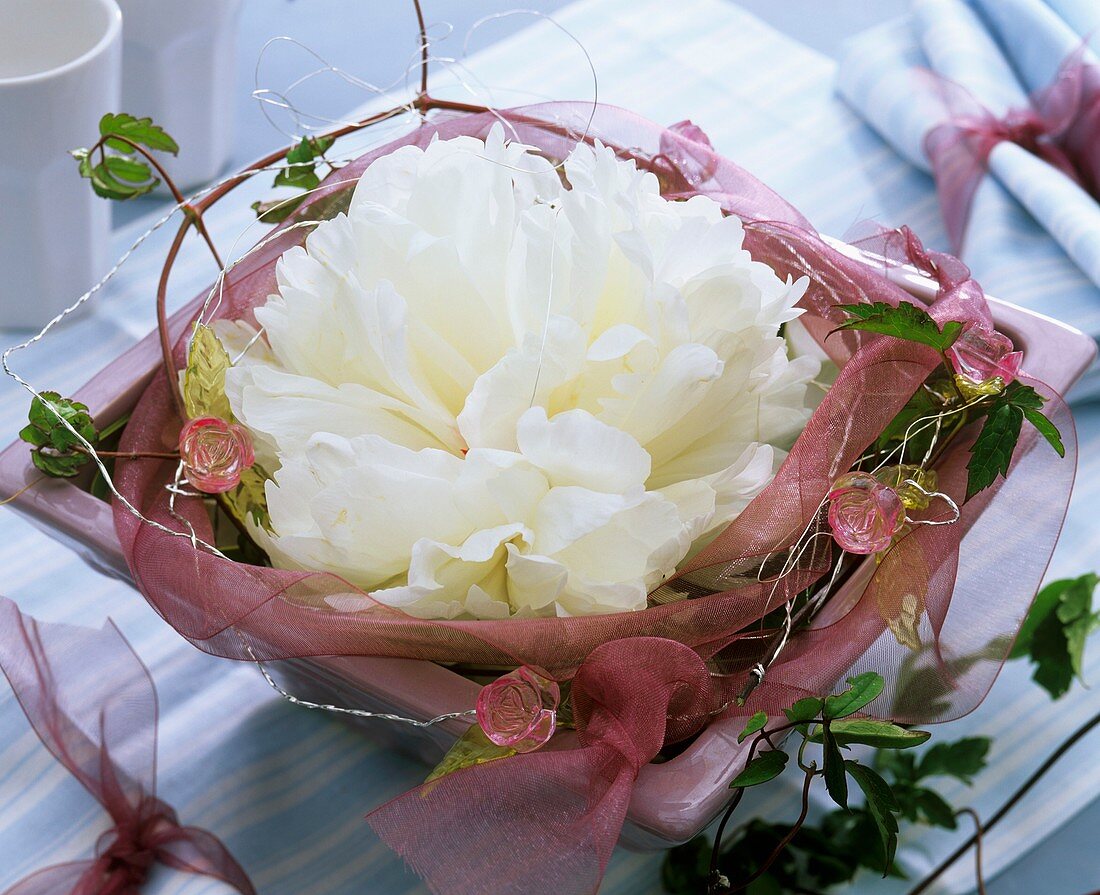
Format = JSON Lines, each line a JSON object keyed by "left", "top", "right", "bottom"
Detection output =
{"left": 1021, "top": 406, "right": 1065, "bottom": 457}
{"left": 915, "top": 789, "right": 958, "bottom": 829}
{"left": 1010, "top": 574, "right": 1099, "bottom": 699}
{"left": 251, "top": 195, "right": 307, "bottom": 224}
{"left": 823, "top": 728, "right": 848, "bottom": 809}
{"left": 1011, "top": 579, "right": 1067, "bottom": 659}
{"left": 424, "top": 724, "right": 516, "bottom": 785}
{"left": 1001, "top": 381, "right": 1045, "bottom": 409}
{"left": 31, "top": 449, "right": 89, "bottom": 478}
{"left": 99, "top": 112, "right": 179, "bottom": 155}
{"left": 832, "top": 302, "right": 962, "bottom": 352}
{"left": 965, "top": 401, "right": 1022, "bottom": 500}
{"left": 82, "top": 157, "right": 158, "bottom": 200}
{"left": 285, "top": 136, "right": 317, "bottom": 164}
{"left": 809, "top": 720, "right": 930, "bottom": 750}
{"left": 915, "top": 737, "right": 991, "bottom": 784}
{"left": 823, "top": 672, "right": 884, "bottom": 720}
{"left": 730, "top": 750, "right": 788, "bottom": 788}
{"left": 182, "top": 325, "right": 233, "bottom": 421}
{"left": 18, "top": 423, "right": 48, "bottom": 447}
{"left": 738, "top": 711, "right": 768, "bottom": 744}
{"left": 104, "top": 154, "right": 153, "bottom": 184}
{"left": 784, "top": 697, "right": 822, "bottom": 725}
{"left": 273, "top": 165, "right": 321, "bottom": 191}
{"left": 845, "top": 761, "right": 900, "bottom": 871}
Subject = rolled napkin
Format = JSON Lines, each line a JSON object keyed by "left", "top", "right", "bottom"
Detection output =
{"left": 837, "top": 0, "right": 1100, "bottom": 341}
{"left": 0, "top": 597, "right": 255, "bottom": 895}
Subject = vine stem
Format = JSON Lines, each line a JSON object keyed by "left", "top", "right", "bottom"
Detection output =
{"left": 729, "top": 767, "right": 818, "bottom": 892}
{"left": 955, "top": 809, "right": 986, "bottom": 895}
{"left": 82, "top": 449, "right": 179, "bottom": 461}
{"left": 906, "top": 707, "right": 1100, "bottom": 895}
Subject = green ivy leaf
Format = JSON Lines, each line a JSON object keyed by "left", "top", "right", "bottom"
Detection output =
{"left": 845, "top": 761, "right": 901, "bottom": 871}
{"left": 832, "top": 302, "right": 963, "bottom": 352}
{"left": 99, "top": 112, "right": 179, "bottom": 155}
{"left": 738, "top": 711, "right": 768, "bottom": 744}
{"left": 823, "top": 672, "right": 885, "bottom": 720}
{"left": 965, "top": 401, "right": 1022, "bottom": 500}
{"left": 822, "top": 727, "right": 848, "bottom": 810}
{"left": 20, "top": 392, "right": 99, "bottom": 478}
{"left": 730, "top": 750, "right": 789, "bottom": 788}
{"left": 915, "top": 737, "right": 991, "bottom": 784}
{"left": 966, "top": 382, "right": 1064, "bottom": 500}
{"left": 809, "top": 720, "right": 931, "bottom": 750}
{"left": 915, "top": 789, "right": 958, "bottom": 829}
{"left": 1009, "top": 573, "right": 1100, "bottom": 699}
{"left": 1021, "top": 406, "right": 1065, "bottom": 457}
{"left": 273, "top": 135, "right": 333, "bottom": 191}
{"left": 784, "top": 696, "right": 822, "bottom": 725}
{"left": 251, "top": 195, "right": 308, "bottom": 224}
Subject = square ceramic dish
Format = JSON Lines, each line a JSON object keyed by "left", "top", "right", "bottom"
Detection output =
{"left": 0, "top": 243, "right": 1093, "bottom": 850}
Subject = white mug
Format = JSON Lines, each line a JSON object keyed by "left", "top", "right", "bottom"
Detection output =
{"left": 0, "top": 0, "right": 122, "bottom": 329}
{"left": 115, "top": 0, "right": 244, "bottom": 190}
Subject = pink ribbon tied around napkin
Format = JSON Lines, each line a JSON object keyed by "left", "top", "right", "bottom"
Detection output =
{"left": 0, "top": 597, "right": 255, "bottom": 895}
{"left": 923, "top": 44, "right": 1100, "bottom": 254}
{"left": 367, "top": 637, "right": 718, "bottom": 895}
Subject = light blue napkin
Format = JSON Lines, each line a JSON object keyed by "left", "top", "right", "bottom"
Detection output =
{"left": 836, "top": 0, "right": 1100, "bottom": 369}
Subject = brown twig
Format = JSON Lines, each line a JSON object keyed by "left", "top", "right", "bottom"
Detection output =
{"left": 0, "top": 476, "right": 46, "bottom": 505}
{"left": 955, "top": 809, "right": 986, "bottom": 895}
{"left": 907, "top": 708, "right": 1100, "bottom": 895}
{"left": 728, "top": 767, "right": 818, "bottom": 892}
{"left": 83, "top": 449, "right": 179, "bottom": 461}
{"left": 413, "top": 0, "right": 429, "bottom": 97}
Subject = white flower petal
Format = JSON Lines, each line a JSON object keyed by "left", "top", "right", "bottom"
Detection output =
{"left": 516, "top": 406, "right": 651, "bottom": 493}
{"left": 226, "top": 135, "right": 816, "bottom": 619}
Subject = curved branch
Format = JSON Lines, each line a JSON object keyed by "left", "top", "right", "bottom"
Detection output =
{"left": 907, "top": 708, "right": 1100, "bottom": 895}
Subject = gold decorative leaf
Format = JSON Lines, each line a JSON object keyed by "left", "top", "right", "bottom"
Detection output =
{"left": 182, "top": 324, "right": 233, "bottom": 421}
{"left": 221, "top": 464, "right": 272, "bottom": 532}
{"left": 423, "top": 724, "right": 516, "bottom": 790}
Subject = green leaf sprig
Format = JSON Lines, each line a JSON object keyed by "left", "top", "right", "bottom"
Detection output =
{"left": 252, "top": 135, "right": 336, "bottom": 223}
{"left": 1010, "top": 573, "right": 1100, "bottom": 699}
{"left": 965, "top": 380, "right": 1064, "bottom": 499}
{"left": 663, "top": 733, "right": 990, "bottom": 894}
{"left": 72, "top": 113, "right": 179, "bottom": 200}
{"left": 19, "top": 392, "right": 99, "bottom": 477}
{"left": 833, "top": 301, "right": 1064, "bottom": 501}
{"left": 831, "top": 301, "right": 963, "bottom": 353}
{"left": 727, "top": 673, "right": 924, "bottom": 877}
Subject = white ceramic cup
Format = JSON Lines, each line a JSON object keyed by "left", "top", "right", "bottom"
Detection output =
{"left": 0, "top": 0, "right": 122, "bottom": 329}
{"left": 115, "top": 0, "right": 243, "bottom": 190}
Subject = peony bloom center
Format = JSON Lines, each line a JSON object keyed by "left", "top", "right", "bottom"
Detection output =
{"left": 219, "top": 126, "right": 819, "bottom": 618}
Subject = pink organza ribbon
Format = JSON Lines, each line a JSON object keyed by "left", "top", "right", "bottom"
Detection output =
{"left": 106, "top": 104, "right": 1078, "bottom": 895}
{"left": 367, "top": 637, "right": 717, "bottom": 895}
{"left": 923, "top": 45, "right": 1100, "bottom": 253}
{"left": 0, "top": 597, "right": 255, "bottom": 895}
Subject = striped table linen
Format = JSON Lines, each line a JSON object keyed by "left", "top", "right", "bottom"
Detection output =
{"left": 836, "top": 0, "right": 1100, "bottom": 400}
{"left": 1, "top": 1, "right": 1099, "bottom": 893}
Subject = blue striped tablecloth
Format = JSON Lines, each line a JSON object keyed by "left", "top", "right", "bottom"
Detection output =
{"left": 1, "top": 1, "right": 1098, "bottom": 893}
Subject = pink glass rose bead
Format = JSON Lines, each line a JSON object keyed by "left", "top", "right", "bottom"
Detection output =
{"left": 947, "top": 325, "right": 1023, "bottom": 388}
{"left": 827, "top": 471, "right": 904, "bottom": 555}
{"left": 178, "top": 417, "right": 255, "bottom": 494}
{"left": 476, "top": 667, "right": 560, "bottom": 753}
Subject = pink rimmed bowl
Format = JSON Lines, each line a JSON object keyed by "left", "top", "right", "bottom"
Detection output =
{"left": 0, "top": 244, "right": 1094, "bottom": 850}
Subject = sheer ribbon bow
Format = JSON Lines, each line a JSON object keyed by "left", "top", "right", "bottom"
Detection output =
{"left": 0, "top": 597, "right": 255, "bottom": 895}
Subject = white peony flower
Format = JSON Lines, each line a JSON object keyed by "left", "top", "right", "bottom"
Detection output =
{"left": 219, "top": 125, "right": 819, "bottom": 618}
